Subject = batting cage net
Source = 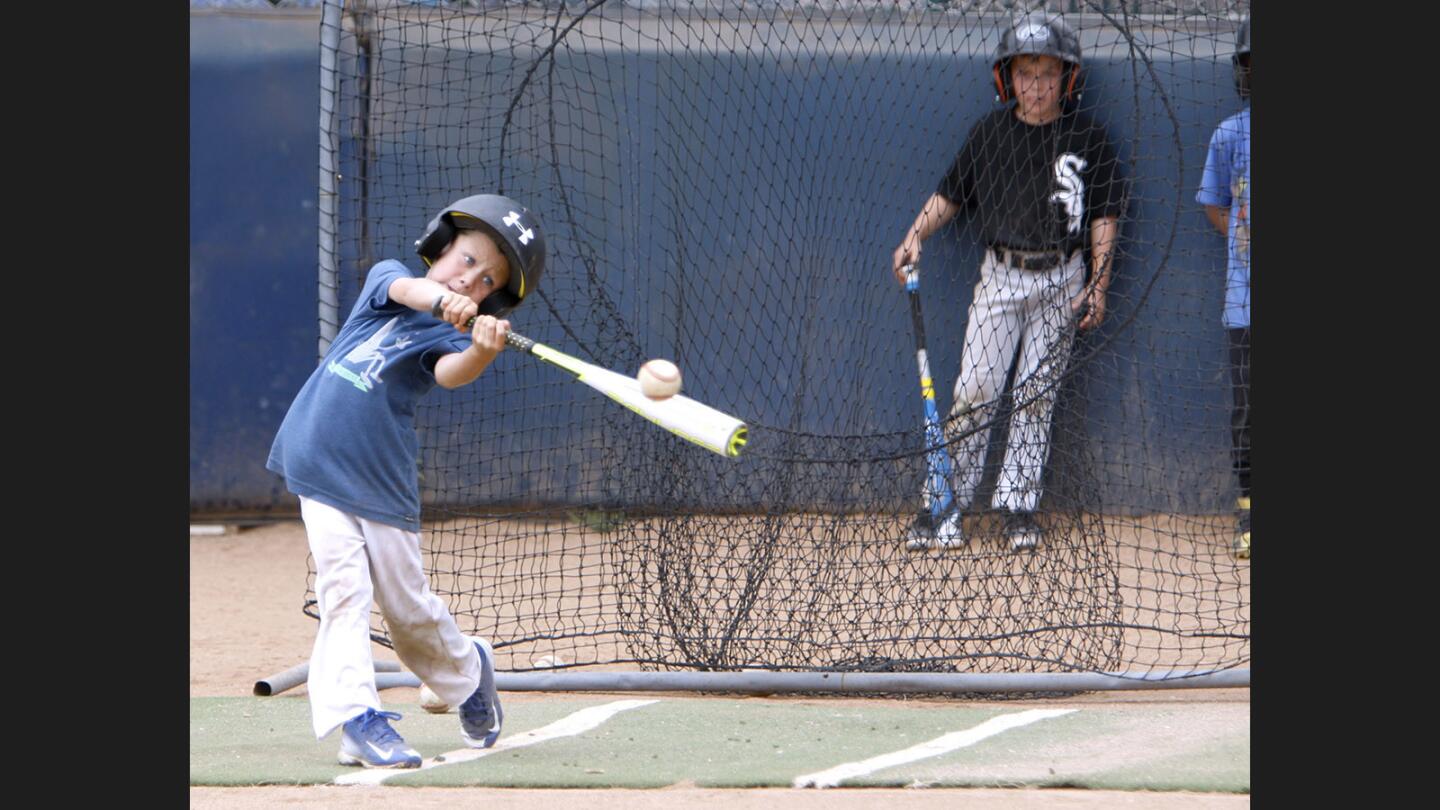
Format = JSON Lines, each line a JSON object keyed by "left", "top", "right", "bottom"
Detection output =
{"left": 311, "top": 0, "right": 1250, "bottom": 681}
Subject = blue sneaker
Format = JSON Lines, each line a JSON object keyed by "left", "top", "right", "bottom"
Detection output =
{"left": 459, "top": 637, "right": 504, "bottom": 748}
{"left": 337, "top": 708, "right": 421, "bottom": 769}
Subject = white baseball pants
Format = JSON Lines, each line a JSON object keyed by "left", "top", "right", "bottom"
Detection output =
{"left": 944, "top": 250, "right": 1085, "bottom": 514}
{"left": 299, "top": 496, "right": 482, "bottom": 739}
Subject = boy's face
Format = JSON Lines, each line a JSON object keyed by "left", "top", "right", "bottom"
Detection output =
{"left": 427, "top": 229, "right": 511, "bottom": 308}
{"left": 1011, "top": 54, "right": 1065, "bottom": 120}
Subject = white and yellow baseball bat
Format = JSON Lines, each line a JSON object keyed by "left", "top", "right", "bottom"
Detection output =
{"left": 504, "top": 331, "right": 748, "bottom": 459}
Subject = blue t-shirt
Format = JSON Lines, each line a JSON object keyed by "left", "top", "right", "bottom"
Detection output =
{"left": 1196, "top": 106, "right": 1250, "bottom": 329}
{"left": 267, "top": 260, "right": 475, "bottom": 530}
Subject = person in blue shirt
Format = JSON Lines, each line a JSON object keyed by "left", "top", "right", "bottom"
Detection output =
{"left": 1196, "top": 16, "right": 1250, "bottom": 560}
{"left": 267, "top": 194, "right": 546, "bottom": 767}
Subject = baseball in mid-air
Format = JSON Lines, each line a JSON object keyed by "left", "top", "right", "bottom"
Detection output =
{"left": 638, "top": 359, "right": 682, "bottom": 400}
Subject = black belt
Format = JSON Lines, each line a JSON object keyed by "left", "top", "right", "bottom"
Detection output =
{"left": 991, "top": 246, "right": 1073, "bottom": 272}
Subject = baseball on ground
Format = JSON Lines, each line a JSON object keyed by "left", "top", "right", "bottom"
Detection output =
{"left": 418, "top": 682, "right": 451, "bottom": 713}
{"left": 638, "top": 359, "right": 682, "bottom": 399}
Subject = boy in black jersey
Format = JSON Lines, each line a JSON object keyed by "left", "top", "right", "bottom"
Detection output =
{"left": 891, "top": 11, "right": 1128, "bottom": 552}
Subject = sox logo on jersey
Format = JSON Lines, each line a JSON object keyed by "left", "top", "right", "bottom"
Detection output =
{"left": 1050, "top": 153, "right": 1087, "bottom": 235}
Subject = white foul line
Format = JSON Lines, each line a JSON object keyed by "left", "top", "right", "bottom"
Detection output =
{"left": 334, "top": 699, "right": 659, "bottom": 786}
{"left": 793, "top": 708, "right": 1077, "bottom": 789}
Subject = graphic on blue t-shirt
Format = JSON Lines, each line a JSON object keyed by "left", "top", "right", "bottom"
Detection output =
{"left": 1232, "top": 170, "right": 1249, "bottom": 267}
{"left": 326, "top": 316, "right": 414, "bottom": 392}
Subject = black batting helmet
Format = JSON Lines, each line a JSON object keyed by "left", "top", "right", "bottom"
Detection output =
{"left": 1233, "top": 15, "right": 1250, "bottom": 100}
{"left": 992, "top": 12, "right": 1083, "bottom": 104}
{"left": 415, "top": 193, "right": 546, "bottom": 317}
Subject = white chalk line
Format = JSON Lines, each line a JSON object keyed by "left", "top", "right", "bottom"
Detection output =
{"left": 793, "top": 707, "right": 1078, "bottom": 789}
{"left": 334, "top": 698, "right": 659, "bottom": 786}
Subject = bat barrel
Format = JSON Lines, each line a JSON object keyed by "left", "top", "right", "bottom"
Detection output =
{"left": 727, "top": 425, "right": 749, "bottom": 457}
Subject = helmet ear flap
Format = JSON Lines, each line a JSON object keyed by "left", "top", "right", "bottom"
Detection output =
{"left": 415, "top": 215, "right": 457, "bottom": 267}
{"left": 1064, "top": 64, "right": 1080, "bottom": 101}
{"left": 993, "top": 62, "right": 1009, "bottom": 102}
{"left": 475, "top": 290, "right": 519, "bottom": 318}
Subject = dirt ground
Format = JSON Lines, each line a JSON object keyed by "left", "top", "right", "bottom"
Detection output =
{"left": 189, "top": 520, "right": 1249, "bottom": 808}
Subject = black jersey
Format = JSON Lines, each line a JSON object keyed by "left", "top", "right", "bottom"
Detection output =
{"left": 937, "top": 106, "right": 1127, "bottom": 254}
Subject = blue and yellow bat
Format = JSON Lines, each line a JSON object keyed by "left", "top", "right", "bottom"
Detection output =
{"left": 903, "top": 264, "right": 956, "bottom": 528}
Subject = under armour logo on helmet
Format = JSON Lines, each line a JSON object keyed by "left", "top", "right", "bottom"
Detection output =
{"left": 1017, "top": 22, "right": 1050, "bottom": 43}
{"left": 503, "top": 210, "right": 535, "bottom": 245}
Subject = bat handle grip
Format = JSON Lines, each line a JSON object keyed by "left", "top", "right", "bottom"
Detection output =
{"left": 431, "top": 295, "right": 482, "bottom": 329}
{"left": 432, "top": 297, "right": 532, "bottom": 348}
{"left": 902, "top": 263, "right": 919, "bottom": 292}
{"left": 505, "top": 330, "right": 535, "bottom": 352}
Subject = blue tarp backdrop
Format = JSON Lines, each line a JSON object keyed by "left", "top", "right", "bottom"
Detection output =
{"left": 190, "top": 10, "right": 1242, "bottom": 516}
{"left": 191, "top": 14, "right": 323, "bottom": 514}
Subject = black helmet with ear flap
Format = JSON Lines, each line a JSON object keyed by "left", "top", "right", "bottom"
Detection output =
{"left": 992, "top": 11, "right": 1083, "bottom": 103}
{"left": 414, "top": 194, "right": 546, "bottom": 318}
{"left": 1233, "top": 15, "right": 1250, "bottom": 100}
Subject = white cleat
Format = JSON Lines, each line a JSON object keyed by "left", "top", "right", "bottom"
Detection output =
{"left": 905, "top": 511, "right": 964, "bottom": 551}
{"left": 1005, "top": 511, "right": 1042, "bottom": 552}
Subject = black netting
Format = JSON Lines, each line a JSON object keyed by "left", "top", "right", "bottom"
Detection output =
{"left": 308, "top": 0, "right": 1250, "bottom": 680}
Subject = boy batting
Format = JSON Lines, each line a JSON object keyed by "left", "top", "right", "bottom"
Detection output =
{"left": 267, "top": 194, "right": 545, "bottom": 767}
{"left": 891, "top": 12, "right": 1129, "bottom": 553}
